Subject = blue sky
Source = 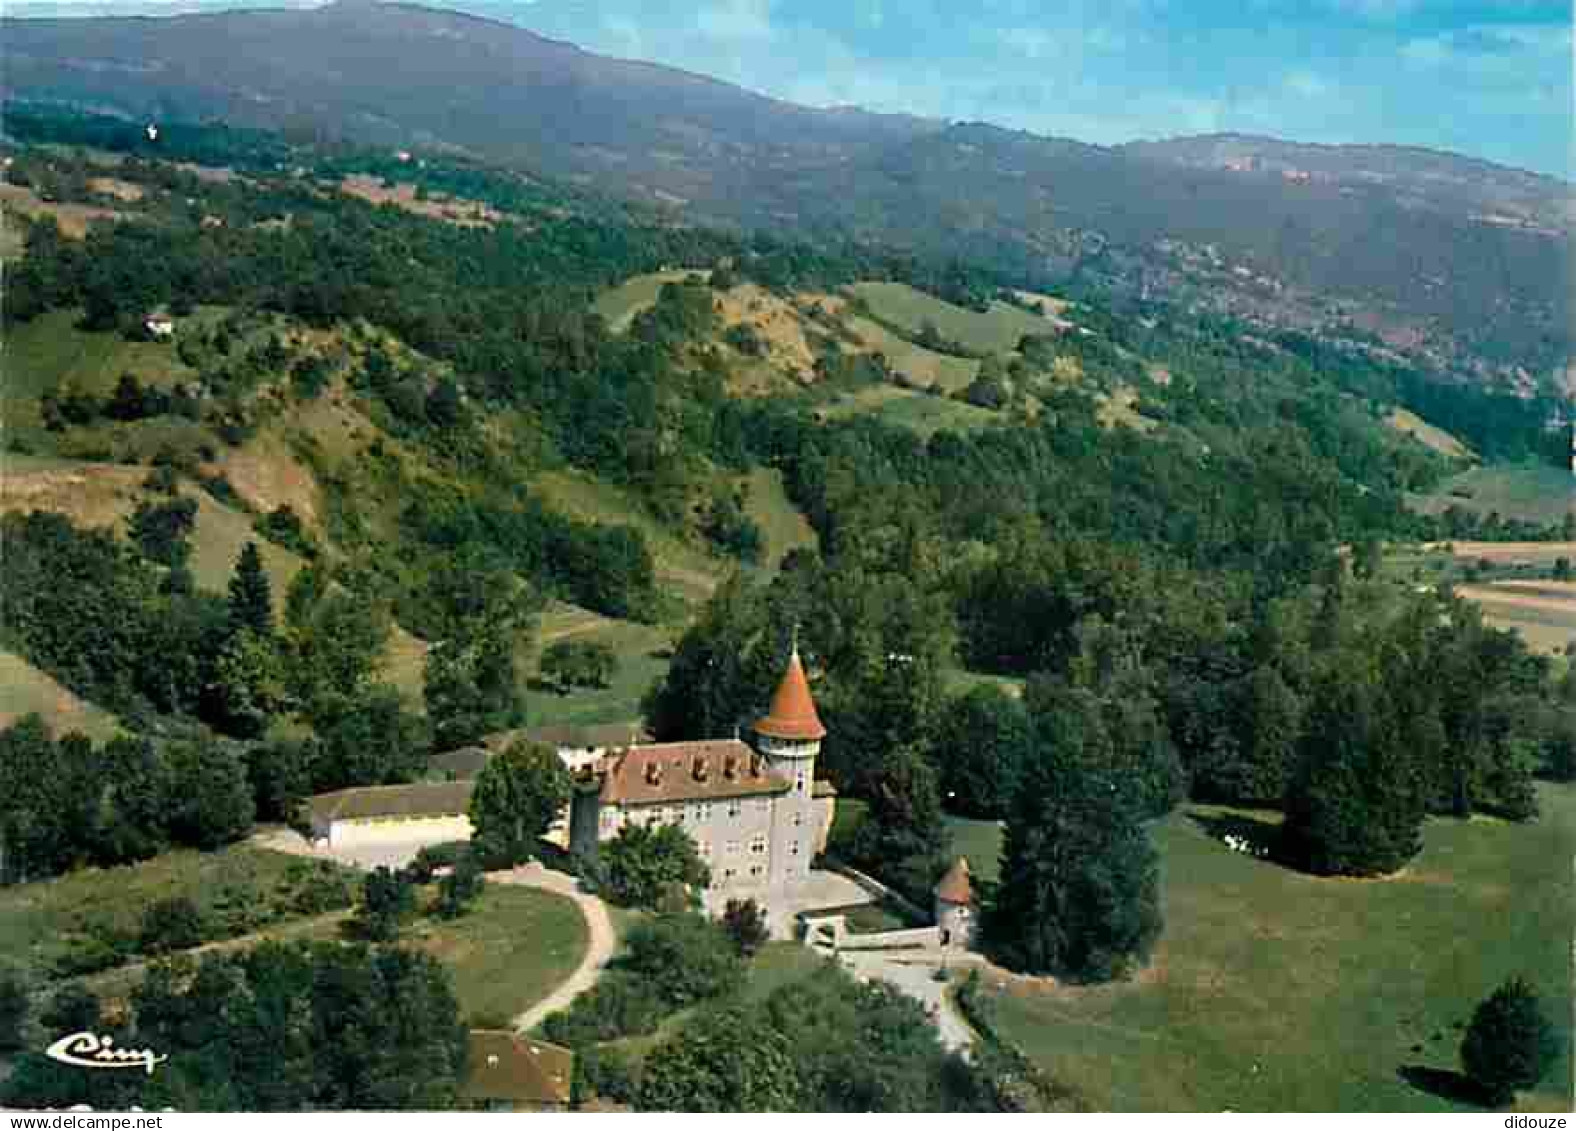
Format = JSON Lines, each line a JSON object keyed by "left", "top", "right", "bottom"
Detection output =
{"left": 14, "top": 0, "right": 1574, "bottom": 176}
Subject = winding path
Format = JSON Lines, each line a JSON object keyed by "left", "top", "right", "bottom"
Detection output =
{"left": 253, "top": 829, "right": 617, "bottom": 1034}
{"left": 489, "top": 861, "right": 617, "bottom": 1033}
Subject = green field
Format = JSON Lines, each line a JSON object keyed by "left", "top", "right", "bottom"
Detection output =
{"left": 1410, "top": 465, "right": 1576, "bottom": 526}
{"left": 533, "top": 469, "right": 722, "bottom": 604}
{"left": 844, "top": 316, "right": 981, "bottom": 392}
{"left": 0, "top": 648, "right": 122, "bottom": 742}
{"left": 1388, "top": 408, "right": 1475, "bottom": 461}
{"left": 983, "top": 785, "right": 1576, "bottom": 1113}
{"left": 406, "top": 882, "right": 588, "bottom": 1025}
{"left": 525, "top": 605, "right": 674, "bottom": 729}
{"left": 0, "top": 844, "right": 342, "bottom": 981}
{"left": 593, "top": 270, "right": 711, "bottom": 333}
{"left": 741, "top": 468, "right": 818, "bottom": 567}
{"left": 821, "top": 384, "right": 1000, "bottom": 436}
{"left": 848, "top": 282, "right": 1049, "bottom": 356}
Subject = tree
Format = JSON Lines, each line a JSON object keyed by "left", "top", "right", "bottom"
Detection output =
{"left": 468, "top": 740, "right": 571, "bottom": 868}
{"left": 128, "top": 497, "right": 198, "bottom": 571}
{"left": 97, "top": 735, "right": 173, "bottom": 865}
{"left": 722, "top": 898, "right": 769, "bottom": 956}
{"left": 228, "top": 541, "right": 274, "bottom": 637}
{"left": 1216, "top": 664, "right": 1303, "bottom": 805}
{"left": 623, "top": 914, "right": 745, "bottom": 1007}
{"left": 209, "top": 628, "right": 285, "bottom": 738}
{"left": 539, "top": 641, "right": 618, "bottom": 693}
{"left": 939, "top": 686, "right": 1033, "bottom": 818}
{"left": 0, "top": 971, "right": 27, "bottom": 1052}
{"left": 139, "top": 896, "right": 207, "bottom": 954}
{"left": 1461, "top": 977, "right": 1559, "bottom": 1104}
{"left": 1282, "top": 666, "right": 1424, "bottom": 876}
{"left": 434, "top": 853, "right": 486, "bottom": 919}
{"left": 125, "top": 941, "right": 466, "bottom": 1111}
{"left": 353, "top": 866, "right": 415, "bottom": 942}
{"left": 591, "top": 822, "right": 710, "bottom": 909}
{"left": 424, "top": 625, "right": 524, "bottom": 751}
{"left": 849, "top": 744, "right": 952, "bottom": 903}
{"left": 40, "top": 983, "right": 101, "bottom": 1036}
{"left": 638, "top": 1005, "right": 802, "bottom": 1112}
{"left": 245, "top": 738, "right": 313, "bottom": 825}
{"left": 311, "top": 688, "right": 429, "bottom": 791}
{"left": 165, "top": 740, "right": 256, "bottom": 850}
{"left": 984, "top": 704, "right": 1162, "bottom": 982}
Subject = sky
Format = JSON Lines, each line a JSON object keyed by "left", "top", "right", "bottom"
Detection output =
{"left": 10, "top": 0, "right": 1574, "bottom": 177}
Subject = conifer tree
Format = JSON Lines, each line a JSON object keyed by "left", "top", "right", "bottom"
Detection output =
{"left": 1461, "top": 977, "right": 1559, "bottom": 1104}
{"left": 1282, "top": 665, "right": 1424, "bottom": 876}
{"left": 983, "top": 697, "right": 1161, "bottom": 982}
{"left": 228, "top": 541, "right": 274, "bottom": 637}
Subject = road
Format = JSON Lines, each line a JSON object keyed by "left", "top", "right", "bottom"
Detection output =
{"left": 490, "top": 861, "right": 618, "bottom": 1033}
{"left": 836, "top": 948, "right": 981, "bottom": 1055}
{"left": 253, "top": 828, "right": 618, "bottom": 1034}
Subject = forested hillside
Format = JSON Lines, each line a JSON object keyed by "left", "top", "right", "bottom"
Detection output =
{"left": 2, "top": 103, "right": 1573, "bottom": 1113}
{"left": 4, "top": 1, "right": 1569, "bottom": 382}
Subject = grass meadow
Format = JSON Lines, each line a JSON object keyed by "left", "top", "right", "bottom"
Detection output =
{"left": 981, "top": 784, "right": 1575, "bottom": 1112}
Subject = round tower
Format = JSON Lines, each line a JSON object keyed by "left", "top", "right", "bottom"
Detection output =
{"left": 752, "top": 645, "right": 826, "bottom": 795}
{"left": 751, "top": 646, "right": 828, "bottom": 889}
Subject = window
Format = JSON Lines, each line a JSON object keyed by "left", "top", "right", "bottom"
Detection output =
{"left": 696, "top": 840, "right": 712, "bottom": 859}
{"left": 750, "top": 865, "right": 763, "bottom": 878}
{"left": 789, "top": 841, "right": 800, "bottom": 856}
{"left": 727, "top": 800, "right": 742, "bottom": 819}
{"left": 749, "top": 835, "right": 768, "bottom": 855}
{"left": 725, "top": 840, "right": 741, "bottom": 856}
{"left": 797, "top": 773, "right": 807, "bottom": 795}
{"left": 792, "top": 811, "right": 803, "bottom": 827}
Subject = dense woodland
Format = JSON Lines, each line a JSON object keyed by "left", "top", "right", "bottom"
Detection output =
{"left": 0, "top": 111, "right": 1571, "bottom": 1108}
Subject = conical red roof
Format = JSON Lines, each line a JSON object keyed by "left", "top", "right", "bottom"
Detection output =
{"left": 754, "top": 649, "right": 826, "bottom": 741}
{"left": 934, "top": 857, "right": 973, "bottom": 904}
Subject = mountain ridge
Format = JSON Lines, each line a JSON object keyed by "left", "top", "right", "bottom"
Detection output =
{"left": 3, "top": 0, "right": 1568, "bottom": 377}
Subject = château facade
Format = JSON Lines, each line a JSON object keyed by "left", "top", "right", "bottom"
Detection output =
{"left": 568, "top": 648, "right": 836, "bottom": 903}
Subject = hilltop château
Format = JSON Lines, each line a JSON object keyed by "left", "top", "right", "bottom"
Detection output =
{"left": 569, "top": 647, "right": 837, "bottom": 907}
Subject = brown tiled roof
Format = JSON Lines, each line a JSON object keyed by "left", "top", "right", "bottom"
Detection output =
{"left": 597, "top": 740, "right": 792, "bottom": 805}
{"left": 461, "top": 1031, "right": 573, "bottom": 1107}
{"left": 934, "top": 857, "right": 973, "bottom": 905}
{"left": 754, "top": 649, "right": 826, "bottom": 741}
{"left": 306, "top": 781, "right": 474, "bottom": 824}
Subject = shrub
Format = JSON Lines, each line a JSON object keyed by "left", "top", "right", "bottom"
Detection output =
{"left": 40, "top": 984, "right": 101, "bottom": 1036}
{"left": 138, "top": 896, "right": 207, "bottom": 954}
{"left": 722, "top": 898, "right": 769, "bottom": 956}
{"left": 1461, "top": 977, "right": 1559, "bottom": 1104}
{"left": 0, "top": 972, "right": 27, "bottom": 1052}
{"left": 351, "top": 866, "right": 415, "bottom": 942}
{"left": 435, "top": 854, "right": 486, "bottom": 919}
{"left": 574, "top": 1045, "right": 639, "bottom": 1106}
{"left": 541, "top": 972, "right": 665, "bottom": 1047}
{"left": 623, "top": 914, "right": 745, "bottom": 1008}
{"left": 585, "top": 823, "right": 709, "bottom": 909}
